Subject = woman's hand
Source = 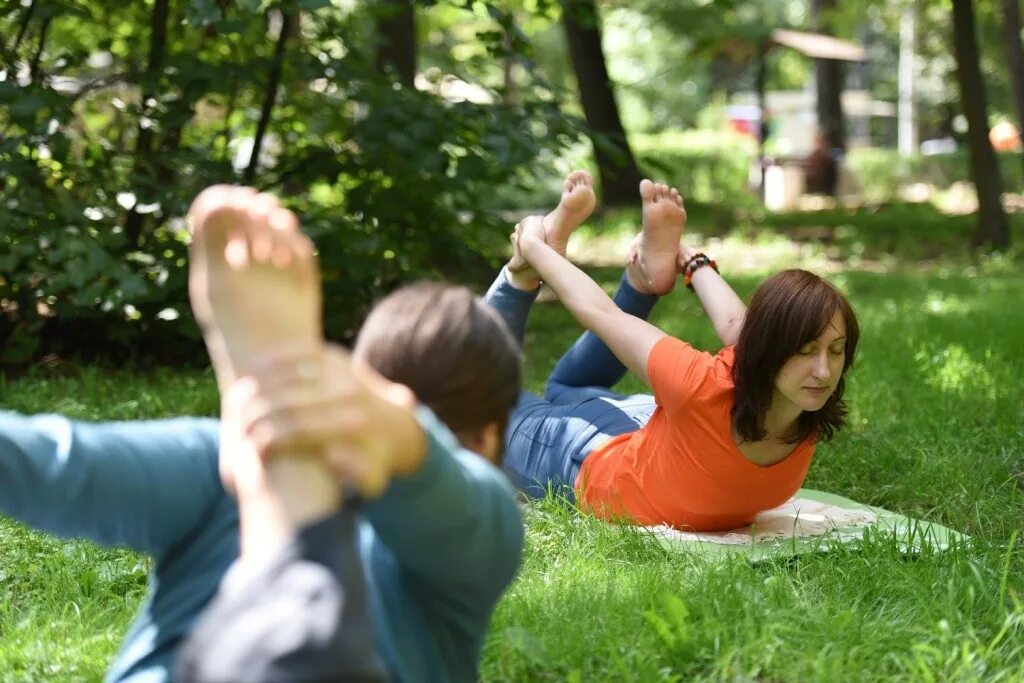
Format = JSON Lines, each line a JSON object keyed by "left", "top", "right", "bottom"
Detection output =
{"left": 513, "top": 215, "right": 547, "bottom": 263}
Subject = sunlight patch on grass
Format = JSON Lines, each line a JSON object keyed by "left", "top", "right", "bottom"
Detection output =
{"left": 923, "top": 292, "right": 971, "bottom": 316}
{"left": 915, "top": 344, "right": 995, "bottom": 397}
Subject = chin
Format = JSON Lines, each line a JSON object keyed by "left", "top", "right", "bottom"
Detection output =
{"left": 792, "top": 394, "right": 830, "bottom": 412}
{"left": 805, "top": 396, "right": 831, "bottom": 411}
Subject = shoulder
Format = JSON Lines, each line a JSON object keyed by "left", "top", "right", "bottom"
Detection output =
{"left": 649, "top": 336, "right": 719, "bottom": 370}
{"left": 648, "top": 337, "right": 733, "bottom": 406}
{"left": 715, "top": 345, "right": 737, "bottom": 380}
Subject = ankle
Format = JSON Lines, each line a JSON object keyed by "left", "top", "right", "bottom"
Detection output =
{"left": 625, "top": 262, "right": 654, "bottom": 296}
{"left": 505, "top": 265, "right": 540, "bottom": 292}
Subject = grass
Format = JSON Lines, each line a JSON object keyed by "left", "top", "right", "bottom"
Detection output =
{"left": 2, "top": 208, "right": 1024, "bottom": 681}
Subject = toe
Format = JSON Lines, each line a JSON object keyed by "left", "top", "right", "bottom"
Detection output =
{"left": 246, "top": 193, "right": 280, "bottom": 263}
{"left": 269, "top": 206, "right": 299, "bottom": 233}
{"left": 568, "top": 170, "right": 589, "bottom": 187}
{"left": 639, "top": 178, "right": 655, "bottom": 200}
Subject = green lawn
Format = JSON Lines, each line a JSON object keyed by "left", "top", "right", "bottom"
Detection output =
{"left": 1, "top": 217, "right": 1023, "bottom": 681}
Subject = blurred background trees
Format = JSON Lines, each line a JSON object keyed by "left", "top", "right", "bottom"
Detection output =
{"left": 1, "top": 0, "right": 1021, "bottom": 366}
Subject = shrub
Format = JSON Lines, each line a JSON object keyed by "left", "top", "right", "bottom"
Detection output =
{"left": 0, "top": 2, "right": 578, "bottom": 366}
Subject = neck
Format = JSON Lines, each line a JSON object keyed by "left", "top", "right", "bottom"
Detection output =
{"left": 762, "top": 398, "right": 803, "bottom": 442}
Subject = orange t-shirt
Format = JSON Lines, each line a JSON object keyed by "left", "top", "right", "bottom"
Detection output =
{"left": 574, "top": 336, "right": 815, "bottom": 531}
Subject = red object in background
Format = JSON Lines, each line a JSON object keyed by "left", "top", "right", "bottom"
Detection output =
{"left": 730, "top": 118, "right": 756, "bottom": 137}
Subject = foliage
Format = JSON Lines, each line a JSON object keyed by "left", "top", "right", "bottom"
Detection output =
{"left": 841, "top": 0, "right": 1022, "bottom": 140}
{"left": 633, "top": 129, "right": 759, "bottom": 210}
{"left": 0, "top": 0, "right": 578, "bottom": 365}
{"left": 845, "top": 148, "right": 1024, "bottom": 203}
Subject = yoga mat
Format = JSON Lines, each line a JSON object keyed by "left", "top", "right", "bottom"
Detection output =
{"left": 648, "top": 488, "right": 967, "bottom": 561}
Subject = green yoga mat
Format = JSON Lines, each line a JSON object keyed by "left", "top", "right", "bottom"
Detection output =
{"left": 648, "top": 488, "right": 968, "bottom": 562}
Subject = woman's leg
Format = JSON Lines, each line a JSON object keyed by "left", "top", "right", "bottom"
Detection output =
{"left": 545, "top": 181, "right": 685, "bottom": 403}
{"left": 544, "top": 271, "right": 658, "bottom": 403}
{"left": 483, "top": 267, "right": 540, "bottom": 349}
{"left": 485, "top": 171, "right": 595, "bottom": 347}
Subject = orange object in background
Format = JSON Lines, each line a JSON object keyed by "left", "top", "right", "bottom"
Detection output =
{"left": 990, "top": 121, "right": 1022, "bottom": 152}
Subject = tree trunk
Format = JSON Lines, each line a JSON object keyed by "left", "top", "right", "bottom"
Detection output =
{"left": 1000, "top": 0, "right": 1024, "bottom": 177}
{"left": 897, "top": 6, "right": 918, "bottom": 157}
{"left": 562, "top": 0, "right": 642, "bottom": 206}
{"left": 375, "top": 0, "right": 416, "bottom": 86}
{"left": 756, "top": 40, "right": 768, "bottom": 200}
{"left": 951, "top": 0, "right": 1010, "bottom": 248}
{"left": 812, "top": 0, "right": 846, "bottom": 155}
{"left": 245, "top": 10, "right": 294, "bottom": 184}
{"left": 124, "top": 0, "right": 170, "bottom": 247}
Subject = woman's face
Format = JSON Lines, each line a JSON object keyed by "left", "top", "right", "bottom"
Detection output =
{"left": 773, "top": 312, "right": 847, "bottom": 413}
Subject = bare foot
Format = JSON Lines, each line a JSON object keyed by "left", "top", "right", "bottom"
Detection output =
{"left": 187, "top": 185, "right": 322, "bottom": 390}
{"left": 626, "top": 180, "right": 687, "bottom": 295}
{"left": 506, "top": 171, "right": 595, "bottom": 291}
{"left": 544, "top": 170, "right": 595, "bottom": 257}
{"left": 187, "top": 185, "right": 337, "bottom": 556}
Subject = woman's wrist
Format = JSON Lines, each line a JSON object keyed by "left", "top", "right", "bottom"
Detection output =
{"left": 682, "top": 252, "right": 718, "bottom": 290}
{"left": 679, "top": 244, "right": 700, "bottom": 263}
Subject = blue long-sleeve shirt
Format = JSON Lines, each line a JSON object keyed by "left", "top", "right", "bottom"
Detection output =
{"left": 0, "top": 408, "right": 523, "bottom": 682}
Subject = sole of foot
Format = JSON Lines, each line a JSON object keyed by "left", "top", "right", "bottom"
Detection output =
{"left": 544, "top": 169, "right": 596, "bottom": 257}
{"left": 187, "top": 185, "right": 337, "bottom": 530}
{"left": 627, "top": 180, "right": 687, "bottom": 296}
{"left": 187, "top": 185, "right": 322, "bottom": 390}
{"left": 506, "top": 170, "right": 596, "bottom": 291}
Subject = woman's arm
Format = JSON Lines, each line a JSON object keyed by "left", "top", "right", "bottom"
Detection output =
{"left": 517, "top": 217, "right": 666, "bottom": 388}
{"left": 679, "top": 244, "right": 747, "bottom": 347}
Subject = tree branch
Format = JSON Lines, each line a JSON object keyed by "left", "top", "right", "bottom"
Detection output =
{"left": 124, "top": 0, "right": 170, "bottom": 248}
{"left": 245, "top": 10, "right": 294, "bottom": 183}
{"left": 28, "top": 16, "right": 51, "bottom": 82}
{"left": 13, "top": 0, "right": 36, "bottom": 50}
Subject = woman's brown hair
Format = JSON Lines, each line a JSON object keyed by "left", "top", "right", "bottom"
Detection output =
{"left": 732, "top": 269, "right": 859, "bottom": 444}
{"left": 353, "top": 282, "right": 521, "bottom": 458}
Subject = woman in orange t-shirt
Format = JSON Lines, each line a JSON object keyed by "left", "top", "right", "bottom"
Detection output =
{"left": 484, "top": 173, "right": 860, "bottom": 531}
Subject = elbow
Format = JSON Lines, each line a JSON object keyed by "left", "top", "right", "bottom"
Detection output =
{"left": 719, "top": 316, "right": 744, "bottom": 346}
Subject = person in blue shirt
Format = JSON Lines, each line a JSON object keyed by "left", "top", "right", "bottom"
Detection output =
{"left": 0, "top": 186, "right": 524, "bottom": 682}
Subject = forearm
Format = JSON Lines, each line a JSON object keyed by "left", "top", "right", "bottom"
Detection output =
{"left": 521, "top": 237, "right": 619, "bottom": 331}
{"left": 681, "top": 245, "right": 746, "bottom": 346}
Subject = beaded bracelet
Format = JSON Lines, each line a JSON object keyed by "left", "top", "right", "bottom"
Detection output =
{"left": 682, "top": 253, "right": 718, "bottom": 290}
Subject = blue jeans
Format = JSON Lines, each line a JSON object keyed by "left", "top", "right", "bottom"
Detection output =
{"left": 484, "top": 268, "right": 660, "bottom": 500}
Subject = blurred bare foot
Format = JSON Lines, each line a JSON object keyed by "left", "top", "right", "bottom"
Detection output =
{"left": 187, "top": 185, "right": 321, "bottom": 391}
